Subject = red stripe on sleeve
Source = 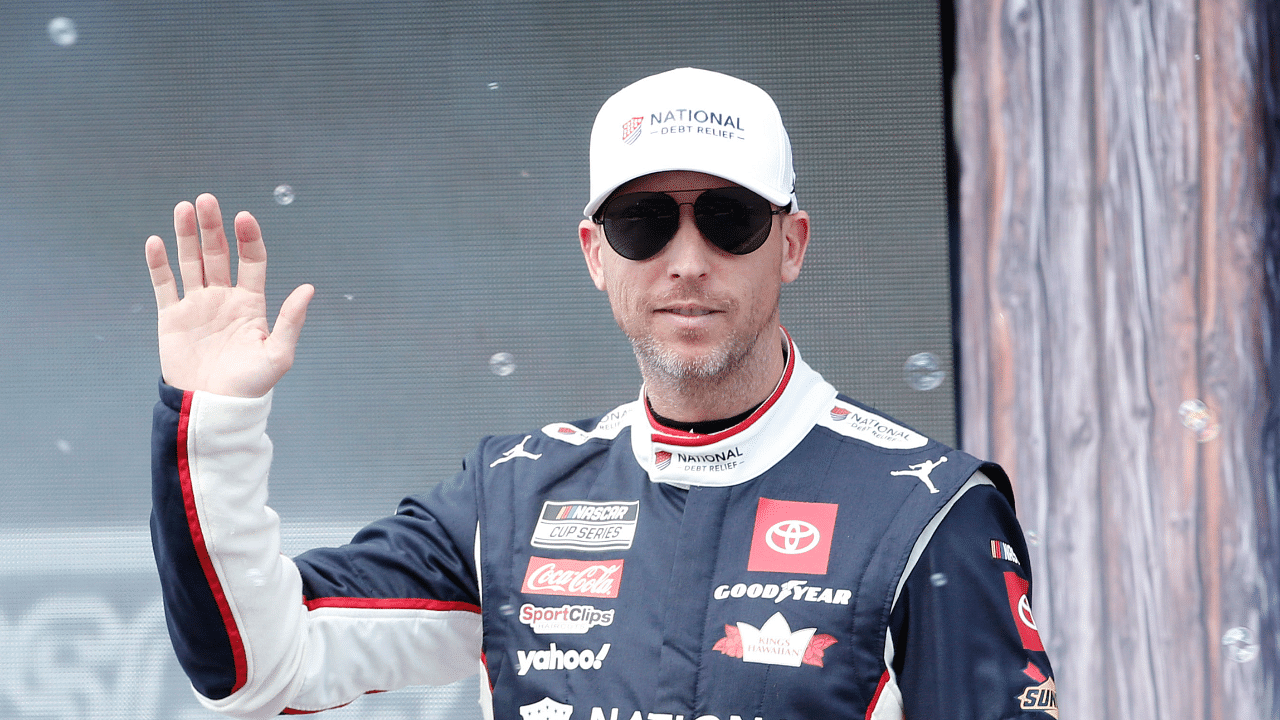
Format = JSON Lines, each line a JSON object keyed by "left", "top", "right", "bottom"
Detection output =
{"left": 282, "top": 699, "right": 355, "bottom": 714}
{"left": 177, "top": 390, "right": 250, "bottom": 693}
{"left": 304, "top": 596, "right": 481, "bottom": 614}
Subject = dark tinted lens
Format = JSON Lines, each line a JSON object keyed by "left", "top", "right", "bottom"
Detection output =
{"left": 600, "top": 192, "right": 680, "bottom": 260}
{"left": 693, "top": 187, "right": 775, "bottom": 254}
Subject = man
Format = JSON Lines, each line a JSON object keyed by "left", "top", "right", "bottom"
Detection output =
{"left": 147, "top": 68, "right": 1056, "bottom": 720}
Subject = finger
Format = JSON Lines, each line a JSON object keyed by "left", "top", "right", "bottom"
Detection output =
{"left": 234, "top": 211, "right": 267, "bottom": 295}
{"left": 173, "top": 201, "right": 204, "bottom": 293}
{"left": 195, "top": 193, "right": 233, "bottom": 287}
{"left": 266, "top": 284, "right": 315, "bottom": 367}
{"left": 145, "top": 236, "right": 180, "bottom": 310}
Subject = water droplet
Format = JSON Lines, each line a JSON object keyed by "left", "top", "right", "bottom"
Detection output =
{"left": 273, "top": 184, "right": 295, "bottom": 205}
{"left": 520, "top": 169, "right": 531, "bottom": 178}
{"left": 245, "top": 568, "right": 266, "bottom": 587}
{"left": 1178, "top": 399, "right": 1219, "bottom": 442}
{"left": 1222, "top": 627, "right": 1258, "bottom": 662}
{"left": 498, "top": 604, "right": 515, "bottom": 616}
{"left": 1195, "top": 54, "right": 1202, "bottom": 61}
{"left": 929, "top": 572, "right": 948, "bottom": 587}
{"left": 48, "top": 17, "right": 77, "bottom": 47}
{"left": 1026, "top": 530, "right": 1041, "bottom": 546}
{"left": 1178, "top": 399, "right": 1207, "bottom": 425}
{"left": 343, "top": 294, "right": 355, "bottom": 301}
{"left": 56, "top": 439, "right": 72, "bottom": 454}
{"left": 487, "top": 82, "right": 500, "bottom": 90}
{"left": 903, "top": 352, "right": 945, "bottom": 391}
{"left": 490, "top": 352, "right": 516, "bottom": 376}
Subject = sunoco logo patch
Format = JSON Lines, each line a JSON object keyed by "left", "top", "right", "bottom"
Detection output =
{"left": 531, "top": 501, "right": 640, "bottom": 551}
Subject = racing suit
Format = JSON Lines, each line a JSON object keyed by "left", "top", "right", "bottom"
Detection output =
{"left": 151, "top": 337, "right": 1057, "bottom": 719}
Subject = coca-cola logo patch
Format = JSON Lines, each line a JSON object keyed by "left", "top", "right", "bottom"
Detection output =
{"left": 522, "top": 557, "right": 625, "bottom": 598}
{"left": 747, "top": 498, "right": 838, "bottom": 575}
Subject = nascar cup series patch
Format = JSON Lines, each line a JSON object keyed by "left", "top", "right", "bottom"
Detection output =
{"left": 530, "top": 501, "right": 640, "bottom": 551}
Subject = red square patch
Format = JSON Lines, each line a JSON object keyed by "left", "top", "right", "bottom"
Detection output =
{"left": 747, "top": 498, "right": 838, "bottom": 575}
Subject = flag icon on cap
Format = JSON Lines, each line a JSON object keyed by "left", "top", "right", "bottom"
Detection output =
{"left": 622, "top": 116, "right": 643, "bottom": 145}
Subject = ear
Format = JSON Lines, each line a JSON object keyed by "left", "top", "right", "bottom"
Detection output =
{"left": 779, "top": 210, "right": 810, "bottom": 284}
{"left": 579, "top": 219, "right": 608, "bottom": 291}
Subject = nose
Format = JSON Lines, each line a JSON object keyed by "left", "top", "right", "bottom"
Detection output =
{"left": 659, "top": 203, "right": 713, "bottom": 279}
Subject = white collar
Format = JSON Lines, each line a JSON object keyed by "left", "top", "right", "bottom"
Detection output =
{"left": 630, "top": 330, "right": 835, "bottom": 488}
{"left": 541, "top": 332, "right": 928, "bottom": 487}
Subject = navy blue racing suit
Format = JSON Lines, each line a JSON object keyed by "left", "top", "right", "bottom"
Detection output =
{"left": 151, "top": 338, "right": 1056, "bottom": 719}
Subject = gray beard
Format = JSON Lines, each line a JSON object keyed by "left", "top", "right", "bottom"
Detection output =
{"left": 628, "top": 331, "right": 755, "bottom": 384}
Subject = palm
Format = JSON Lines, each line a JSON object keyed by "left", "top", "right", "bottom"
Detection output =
{"left": 157, "top": 285, "right": 274, "bottom": 397}
{"left": 146, "top": 194, "right": 313, "bottom": 398}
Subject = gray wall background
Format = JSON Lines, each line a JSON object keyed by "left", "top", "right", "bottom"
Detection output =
{"left": 0, "top": 1, "right": 952, "bottom": 717}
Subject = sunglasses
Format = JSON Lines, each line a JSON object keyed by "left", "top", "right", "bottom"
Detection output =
{"left": 593, "top": 186, "right": 789, "bottom": 261}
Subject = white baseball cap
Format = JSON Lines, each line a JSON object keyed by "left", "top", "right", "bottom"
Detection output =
{"left": 584, "top": 68, "right": 798, "bottom": 218}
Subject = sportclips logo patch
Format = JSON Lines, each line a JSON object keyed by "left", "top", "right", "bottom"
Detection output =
{"left": 530, "top": 500, "right": 639, "bottom": 551}
{"left": 519, "top": 603, "right": 615, "bottom": 634}
{"left": 621, "top": 108, "right": 747, "bottom": 144}
{"left": 522, "top": 557, "right": 624, "bottom": 598}
{"left": 747, "top": 498, "right": 838, "bottom": 575}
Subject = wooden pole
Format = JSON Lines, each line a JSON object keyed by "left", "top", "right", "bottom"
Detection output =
{"left": 955, "top": 0, "right": 1272, "bottom": 717}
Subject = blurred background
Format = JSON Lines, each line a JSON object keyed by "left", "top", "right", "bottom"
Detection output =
{"left": 0, "top": 1, "right": 958, "bottom": 718}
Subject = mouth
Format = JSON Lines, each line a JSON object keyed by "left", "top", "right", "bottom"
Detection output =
{"left": 659, "top": 305, "right": 718, "bottom": 317}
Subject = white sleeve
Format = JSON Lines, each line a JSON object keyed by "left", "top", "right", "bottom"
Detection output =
{"left": 177, "top": 390, "right": 482, "bottom": 718}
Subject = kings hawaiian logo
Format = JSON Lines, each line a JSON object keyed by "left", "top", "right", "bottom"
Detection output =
{"left": 522, "top": 557, "right": 624, "bottom": 599}
{"left": 713, "top": 612, "right": 837, "bottom": 668}
{"left": 747, "top": 498, "right": 838, "bottom": 575}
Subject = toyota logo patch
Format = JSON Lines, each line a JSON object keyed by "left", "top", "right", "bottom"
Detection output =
{"left": 747, "top": 498, "right": 838, "bottom": 575}
{"left": 764, "top": 520, "right": 821, "bottom": 555}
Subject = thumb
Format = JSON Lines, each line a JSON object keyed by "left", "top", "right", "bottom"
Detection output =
{"left": 268, "top": 284, "right": 315, "bottom": 359}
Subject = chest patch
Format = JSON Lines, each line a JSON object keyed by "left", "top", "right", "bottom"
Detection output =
{"left": 712, "top": 611, "right": 838, "bottom": 668}
{"left": 530, "top": 500, "right": 639, "bottom": 551}
{"left": 747, "top": 498, "right": 838, "bottom": 575}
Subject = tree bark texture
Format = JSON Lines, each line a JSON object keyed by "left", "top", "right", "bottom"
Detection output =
{"left": 955, "top": 1, "right": 1273, "bottom": 718}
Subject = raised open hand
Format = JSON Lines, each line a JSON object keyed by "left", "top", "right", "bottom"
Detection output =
{"left": 145, "top": 193, "right": 314, "bottom": 398}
